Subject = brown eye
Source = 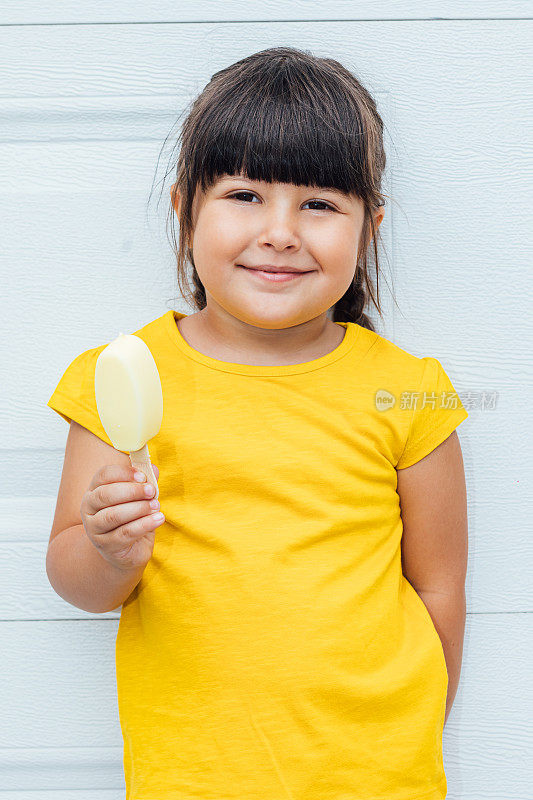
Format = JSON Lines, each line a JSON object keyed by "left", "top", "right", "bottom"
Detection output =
{"left": 228, "top": 192, "right": 257, "bottom": 202}
{"left": 304, "top": 200, "right": 335, "bottom": 212}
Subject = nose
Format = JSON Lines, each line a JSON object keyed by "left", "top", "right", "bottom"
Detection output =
{"left": 256, "top": 210, "right": 301, "bottom": 251}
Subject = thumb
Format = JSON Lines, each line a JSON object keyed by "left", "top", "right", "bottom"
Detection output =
{"left": 153, "top": 464, "right": 159, "bottom": 478}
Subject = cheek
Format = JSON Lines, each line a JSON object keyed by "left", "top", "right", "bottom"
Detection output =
{"left": 201, "top": 214, "right": 249, "bottom": 260}
{"left": 309, "top": 221, "right": 358, "bottom": 255}
{"left": 330, "top": 232, "right": 360, "bottom": 273}
{"left": 318, "top": 248, "right": 359, "bottom": 292}
{"left": 193, "top": 215, "right": 231, "bottom": 259}
{"left": 211, "top": 203, "right": 243, "bottom": 232}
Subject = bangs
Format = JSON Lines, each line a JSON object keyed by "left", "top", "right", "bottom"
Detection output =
{"left": 192, "top": 66, "right": 368, "bottom": 199}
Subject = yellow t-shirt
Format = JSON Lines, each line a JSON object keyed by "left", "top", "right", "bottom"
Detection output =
{"left": 47, "top": 309, "right": 468, "bottom": 800}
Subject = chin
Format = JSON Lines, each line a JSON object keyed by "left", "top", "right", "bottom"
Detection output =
{"left": 234, "top": 305, "right": 320, "bottom": 331}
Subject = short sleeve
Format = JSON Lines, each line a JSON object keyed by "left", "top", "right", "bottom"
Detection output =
{"left": 47, "top": 346, "right": 128, "bottom": 454}
{"left": 395, "top": 356, "right": 468, "bottom": 470}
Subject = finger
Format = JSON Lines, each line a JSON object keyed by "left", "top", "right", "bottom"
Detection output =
{"left": 90, "top": 496, "right": 163, "bottom": 536}
{"left": 128, "top": 464, "right": 159, "bottom": 482}
{"left": 104, "top": 510, "right": 166, "bottom": 559}
{"left": 87, "top": 464, "right": 135, "bottom": 493}
{"left": 84, "top": 467, "right": 157, "bottom": 517}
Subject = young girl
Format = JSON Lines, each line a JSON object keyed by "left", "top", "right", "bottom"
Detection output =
{"left": 46, "top": 47, "right": 468, "bottom": 800}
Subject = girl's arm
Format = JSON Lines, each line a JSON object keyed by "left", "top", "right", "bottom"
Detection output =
{"left": 46, "top": 421, "right": 146, "bottom": 613}
{"left": 396, "top": 430, "right": 468, "bottom": 725}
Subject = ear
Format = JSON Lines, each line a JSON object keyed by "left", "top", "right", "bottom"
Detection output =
{"left": 170, "top": 183, "right": 181, "bottom": 216}
{"left": 374, "top": 205, "right": 385, "bottom": 231}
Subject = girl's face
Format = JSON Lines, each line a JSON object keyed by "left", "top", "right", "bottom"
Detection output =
{"left": 175, "top": 174, "right": 384, "bottom": 330}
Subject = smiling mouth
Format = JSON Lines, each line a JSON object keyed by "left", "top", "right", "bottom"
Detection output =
{"left": 237, "top": 265, "right": 313, "bottom": 274}
{"left": 237, "top": 265, "right": 313, "bottom": 282}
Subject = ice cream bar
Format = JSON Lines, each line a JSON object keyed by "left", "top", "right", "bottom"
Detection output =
{"left": 95, "top": 333, "right": 163, "bottom": 499}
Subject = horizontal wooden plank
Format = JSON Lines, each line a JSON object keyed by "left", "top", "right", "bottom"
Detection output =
{"left": 1, "top": 19, "right": 530, "bottom": 99}
{"left": 0, "top": 95, "right": 187, "bottom": 143}
{"left": 1, "top": 540, "right": 122, "bottom": 620}
{"left": 2, "top": 621, "right": 121, "bottom": 752}
{"left": 0, "top": 748, "right": 123, "bottom": 792}
{"left": 2, "top": 0, "right": 531, "bottom": 25}
{"left": 0, "top": 614, "right": 531, "bottom": 796}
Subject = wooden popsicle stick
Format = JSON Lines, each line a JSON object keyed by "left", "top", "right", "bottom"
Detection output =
{"left": 128, "top": 443, "right": 159, "bottom": 500}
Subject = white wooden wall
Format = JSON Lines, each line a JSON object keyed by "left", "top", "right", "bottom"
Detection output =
{"left": 2, "top": 2, "right": 532, "bottom": 798}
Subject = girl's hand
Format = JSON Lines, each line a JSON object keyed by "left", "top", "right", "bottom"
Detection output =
{"left": 80, "top": 464, "right": 164, "bottom": 572}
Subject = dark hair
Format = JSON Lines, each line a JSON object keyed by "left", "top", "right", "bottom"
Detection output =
{"left": 155, "top": 46, "right": 392, "bottom": 332}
